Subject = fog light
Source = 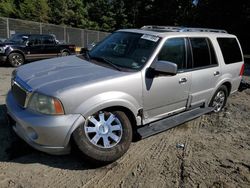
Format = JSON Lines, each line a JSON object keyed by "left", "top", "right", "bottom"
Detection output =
{"left": 27, "top": 127, "right": 38, "bottom": 140}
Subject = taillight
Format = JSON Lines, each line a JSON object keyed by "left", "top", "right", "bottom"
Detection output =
{"left": 240, "top": 64, "right": 244, "bottom": 76}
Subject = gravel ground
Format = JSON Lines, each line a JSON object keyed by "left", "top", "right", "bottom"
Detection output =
{"left": 0, "top": 64, "right": 250, "bottom": 188}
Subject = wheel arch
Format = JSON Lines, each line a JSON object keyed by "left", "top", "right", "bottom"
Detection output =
{"left": 222, "top": 81, "right": 232, "bottom": 96}
{"left": 8, "top": 50, "right": 26, "bottom": 60}
{"left": 208, "top": 80, "right": 231, "bottom": 106}
{"left": 61, "top": 49, "right": 70, "bottom": 54}
{"left": 102, "top": 106, "right": 139, "bottom": 141}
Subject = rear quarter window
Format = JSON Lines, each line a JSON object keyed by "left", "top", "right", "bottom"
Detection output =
{"left": 217, "top": 37, "right": 243, "bottom": 64}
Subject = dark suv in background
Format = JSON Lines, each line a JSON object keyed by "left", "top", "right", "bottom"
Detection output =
{"left": 0, "top": 34, "right": 76, "bottom": 67}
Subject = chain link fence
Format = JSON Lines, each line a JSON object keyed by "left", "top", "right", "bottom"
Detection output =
{"left": 0, "top": 17, "right": 110, "bottom": 47}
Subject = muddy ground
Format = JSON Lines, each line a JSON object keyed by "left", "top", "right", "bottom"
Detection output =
{"left": 0, "top": 64, "right": 250, "bottom": 188}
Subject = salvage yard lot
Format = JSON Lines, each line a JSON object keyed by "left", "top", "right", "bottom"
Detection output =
{"left": 0, "top": 66, "right": 250, "bottom": 188}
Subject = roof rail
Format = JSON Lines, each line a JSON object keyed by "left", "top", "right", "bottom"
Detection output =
{"left": 141, "top": 25, "right": 182, "bottom": 32}
{"left": 141, "top": 25, "right": 227, "bottom": 33}
{"left": 179, "top": 27, "right": 227, "bottom": 33}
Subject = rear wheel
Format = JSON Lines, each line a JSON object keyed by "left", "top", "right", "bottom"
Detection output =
{"left": 73, "top": 110, "right": 132, "bottom": 164}
{"left": 61, "top": 51, "right": 69, "bottom": 56}
{"left": 8, "top": 53, "right": 24, "bottom": 67}
{"left": 209, "top": 85, "right": 228, "bottom": 113}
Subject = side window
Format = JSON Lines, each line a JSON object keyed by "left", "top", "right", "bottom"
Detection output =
{"left": 42, "top": 35, "right": 55, "bottom": 45}
{"left": 28, "top": 35, "right": 42, "bottom": 46}
{"left": 158, "top": 38, "right": 186, "bottom": 70}
{"left": 207, "top": 39, "right": 218, "bottom": 65}
{"left": 217, "top": 37, "right": 243, "bottom": 64}
{"left": 190, "top": 38, "right": 210, "bottom": 68}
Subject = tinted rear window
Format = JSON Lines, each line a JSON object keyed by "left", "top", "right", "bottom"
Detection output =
{"left": 217, "top": 37, "right": 242, "bottom": 64}
{"left": 190, "top": 38, "right": 211, "bottom": 68}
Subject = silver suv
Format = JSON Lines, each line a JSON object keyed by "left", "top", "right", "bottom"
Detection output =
{"left": 6, "top": 26, "right": 244, "bottom": 163}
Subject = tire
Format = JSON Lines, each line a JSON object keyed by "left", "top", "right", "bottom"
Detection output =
{"left": 8, "top": 53, "right": 24, "bottom": 67}
{"left": 209, "top": 85, "right": 228, "bottom": 113}
{"left": 73, "top": 110, "right": 133, "bottom": 164}
{"left": 61, "top": 51, "right": 69, "bottom": 56}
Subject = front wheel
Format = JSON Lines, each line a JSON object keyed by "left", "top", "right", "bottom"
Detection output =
{"left": 73, "top": 110, "right": 133, "bottom": 164}
{"left": 209, "top": 85, "right": 228, "bottom": 113}
{"left": 8, "top": 53, "right": 24, "bottom": 67}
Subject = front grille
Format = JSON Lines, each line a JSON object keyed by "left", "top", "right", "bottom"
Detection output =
{"left": 12, "top": 83, "right": 27, "bottom": 107}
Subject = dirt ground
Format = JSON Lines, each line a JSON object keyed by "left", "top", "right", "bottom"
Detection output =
{"left": 0, "top": 64, "right": 250, "bottom": 188}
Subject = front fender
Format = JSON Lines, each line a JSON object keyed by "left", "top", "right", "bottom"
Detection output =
{"left": 74, "top": 91, "right": 141, "bottom": 120}
{"left": 6, "top": 48, "right": 26, "bottom": 59}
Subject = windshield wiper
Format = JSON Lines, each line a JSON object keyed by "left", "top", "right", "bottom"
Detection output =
{"left": 91, "top": 56, "right": 121, "bottom": 71}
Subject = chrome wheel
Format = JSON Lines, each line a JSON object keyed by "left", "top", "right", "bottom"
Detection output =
{"left": 212, "top": 91, "right": 225, "bottom": 112}
{"left": 9, "top": 53, "right": 24, "bottom": 67}
{"left": 11, "top": 54, "right": 23, "bottom": 66}
{"left": 84, "top": 112, "right": 123, "bottom": 149}
{"left": 61, "top": 51, "right": 69, "bottom": 56}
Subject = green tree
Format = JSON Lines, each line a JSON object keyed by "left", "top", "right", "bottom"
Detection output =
{"left": 87, "top": 0, "right": 116, "bottom": 31}
{"left": 64, "top": 0, "right": 89, "bottom": 28}
{"left": 47, "top": 0, "right": 68, "bottom": 25}
{"left": 48, "top": 0, "right": 93, "bottom": 28}
{"left": 0, "top": 0, "right": 15, "bottom": 17}
{"left": 111, "top": 0, "right": 131, "bottom": 29}
{"left": 18, "top": 0, "right": 50, "bottom": 22}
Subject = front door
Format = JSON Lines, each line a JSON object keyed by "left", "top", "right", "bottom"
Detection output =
{"left": 143, "top": 37, "right": 191, "bottom": 123}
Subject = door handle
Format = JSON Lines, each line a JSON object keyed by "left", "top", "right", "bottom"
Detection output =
{"left": 179, "top": 78, "right": 187, "bottom": 84}
{"left": 214, "top": 71, "right": 220, "bottom": 76}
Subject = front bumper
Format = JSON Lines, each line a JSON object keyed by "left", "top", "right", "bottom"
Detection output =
{"left": 6, "top": 91, "right": 85, "bottom": 155}
{"left": 0, "top": 54, "right": 7, "bottom": 63}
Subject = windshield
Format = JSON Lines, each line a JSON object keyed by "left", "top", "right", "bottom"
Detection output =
{"left": 89, "top": 32, "right": 160, "bottom": 70}
{"left": 6, "top": 34, "right": 29, "bottom": 44}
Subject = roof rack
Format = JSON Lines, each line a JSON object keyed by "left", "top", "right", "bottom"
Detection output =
{"left": 141, "top": 25, "right": 181, "bottom": 32}
{"left": 141, "top": 25, "right": 227, "bottom": 33}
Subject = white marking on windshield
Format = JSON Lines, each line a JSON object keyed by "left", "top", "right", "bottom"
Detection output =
{"left": 141, "top": 34, "right": 159, "bottom": 42}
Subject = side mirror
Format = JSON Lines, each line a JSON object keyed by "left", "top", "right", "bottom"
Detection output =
{"left": 87, "top": 42, "right": 96, "bottom": 51}
{"left": 153, "top": 60, "right": 177, "bottom": 76}
{"left": 26, "top": 41, "right": 32, "bottom": 46}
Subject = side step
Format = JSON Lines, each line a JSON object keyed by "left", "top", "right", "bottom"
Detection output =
{"left": 137, "top": 107, "right": 214, "bottom": 139}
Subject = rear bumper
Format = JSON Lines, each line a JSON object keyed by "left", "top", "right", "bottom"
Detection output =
{"left": 238, "top": 79, "right": 250, "bottom": 92}
{"left": 6, "top": 91, "right": 85, "bottom": 155}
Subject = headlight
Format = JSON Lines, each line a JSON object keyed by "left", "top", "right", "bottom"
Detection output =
{"left": 0, "top": 47, "right": 5, "bottom": 53}
{"left": 11, "top": 69, "right": 17, "bottom": 86}
{"left": 27, "top": 93, "right": 64, "bottom": 115}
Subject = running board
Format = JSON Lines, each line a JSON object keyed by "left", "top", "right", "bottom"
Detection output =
{"left": 137, "top": 107, "right": 214, "bottom": 139}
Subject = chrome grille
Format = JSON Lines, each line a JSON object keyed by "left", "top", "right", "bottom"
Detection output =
{"left": 11, "top": 82, "right": 27, "bottom": 107}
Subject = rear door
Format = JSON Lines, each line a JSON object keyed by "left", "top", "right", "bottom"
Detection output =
{"left": 188, "top": 37, "right": 221, "bottom": 107}
{"left": 41, "top": 35, "right": 59, "bottom": 58}
{"left": 25, "top": 35, "right": 43, "bottom": 60}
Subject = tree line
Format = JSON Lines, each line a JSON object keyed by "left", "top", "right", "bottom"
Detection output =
{"left": 0, "top": 0, "right": 249, "bottom": 53}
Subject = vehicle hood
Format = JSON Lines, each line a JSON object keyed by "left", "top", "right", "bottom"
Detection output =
{"left": 16, "top": 55, "right": 129, "bottom": 95}
{"left": 0, "top": 42, "right": 16, "bottom": 46}
{"left": 0, "top": 42, "right": 25, "bottom": 47}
